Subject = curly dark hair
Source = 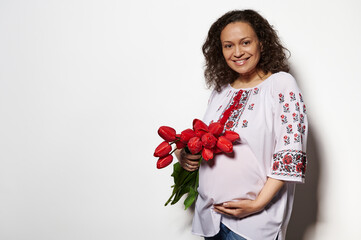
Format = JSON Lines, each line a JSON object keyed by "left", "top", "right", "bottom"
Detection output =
{"left": 202, "top": 9, "right": 290, "bottom": 92}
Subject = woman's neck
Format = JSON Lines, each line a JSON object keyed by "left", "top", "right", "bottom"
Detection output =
{"left": 231, "top": 70, "right": 271, "bottom": 89}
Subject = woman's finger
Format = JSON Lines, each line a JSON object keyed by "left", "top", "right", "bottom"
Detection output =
{"left": 213, "top": 205, "right": 236, "bottom": 217}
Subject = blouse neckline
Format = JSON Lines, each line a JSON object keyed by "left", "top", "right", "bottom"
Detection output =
{"left": 227, "top": 72, "right": 277, "bottom": 91}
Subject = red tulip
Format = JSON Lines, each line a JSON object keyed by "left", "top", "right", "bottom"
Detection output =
{"left": 154, "top": 141, "right": 172, "bottom": 157}
{"left": 202, "top": 148, "right": 214, "bottom": 161}
{"left": 201, "top": 133, "right": 217, "bottom": 149}
{"left": 223, "top": 130, "right": 240, "bottom": 143}
{"left": 175, "top": 140, "right": 186, "bottom": 149}
{"left": 175, "top": 134, "right": 185, "bottom": 149}
{"left": 208, "top": 122, "right": 224, "bottom": 137}
{"left": 157, "top": 154, "right": 173, "bottom": 169}
{"left": 193, "top": 119, "right": 208, "bottom": 132}
{"left": 195, "top": 129, "right": 208, "bottom": 138}
{"left": 213, "top": 146, "right": 222, "bottom": 154}
{"left": 216, "top": 136, "right": 233, "bottom": 153}
{"left": 158, "top": 126, "right": 177, "bottom": 142}
{"left": 180, "top": 128, "right": 196, "bottom": 144}
{"left": 187, "top": 137, "right": 203, "bottom": 154}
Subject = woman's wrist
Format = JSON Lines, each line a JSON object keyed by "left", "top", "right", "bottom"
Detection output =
{"left": 253, "top": 198, "right": 267, "bottom": 212}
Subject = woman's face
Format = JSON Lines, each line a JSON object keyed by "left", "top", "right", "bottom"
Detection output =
{"left": 220, "top": 21, "right": 262, "bottom": 78}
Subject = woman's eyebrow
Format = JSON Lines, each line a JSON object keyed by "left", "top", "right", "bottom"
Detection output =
{"left": 222, "top": 37, "right": 250, "bottom": 43}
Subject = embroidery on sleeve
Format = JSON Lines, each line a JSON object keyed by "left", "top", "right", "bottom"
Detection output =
{"left": 271, "top": 150, "right": 307, "bottom": 178}
{"left": 295, "top": 102, "right": 300, "bottom": 112}
{"left": 281, "top": 115, "right": 288, "bottom": 124}
{"left": 283, "top": 103, "right": 290, "bottom": 113}
{"left": 299, "top": 93, "right": 304, "bottom": 102}
{"left": 294, "top": 133, "right": 300, "bottom": 143}
{"left": 286, "top": 124, "right": 293, "bottom": 134}
{"left": 289, "top": 92, "right": 296, "bottom": 101}
{"left": 279, "top": 93, "right": 284, "bottom": 103}
{"left": 283, "top": 135, "right": 290, "bottom": 145}
{"left": 300, "top": 114, "right": 304, "bottom": 124}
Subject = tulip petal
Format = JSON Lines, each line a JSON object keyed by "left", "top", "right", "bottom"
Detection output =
{"left": 213, "top": 146, "right": 222, "bottom": 154}
{"left": 202, "top": 148, "right": 214, "bottom": 161}
{"left": 223, "top": 130, "right": 240, "bottom": 143}
{"left": 195, "top": 129, "right": 208, "bottom": 138}
{"left": 180, "top": 128, "right": 196, "bottom": 144}
{"left": 158, "top": 126, "right": 177, "bottom": 142}
{"left": 175, "top": 140, "right": 186, "bottom": 149}
{"left": 208, "top": 122, "right": 224, "bottom": 137}
{"left": 154, "top": 141, "right": 172, "bottom": 157}
{"left": 157, "top": 155, "right": 173, "bottom": 169}
{"left": 187, "top": 137, "right": 203, "bottom": 154}
{"left": 201, "top": 133, "right": 217, "bottom": 149}
{"left": 216, "top": 136, "right": 233, "bottom": 153}
{"left": 193, "top": 119, "right": 209, "bottom": 132}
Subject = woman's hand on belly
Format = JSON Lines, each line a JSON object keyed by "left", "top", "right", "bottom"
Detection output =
{"left": 213, "top": 199, "right": 262, "bottom": 219}
{"left": 213, "top": 177, "right": 285, "bottom": 218}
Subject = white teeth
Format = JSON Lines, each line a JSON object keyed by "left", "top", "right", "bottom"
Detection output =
{"left": 235, "top": 60, "right": 246, "bottom": 65}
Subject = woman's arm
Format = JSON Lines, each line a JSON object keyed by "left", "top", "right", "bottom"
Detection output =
{"left": 174, "top": 149, "right": 201, "bottom": 172}
{"left": 213, "top": 178, "right": 285, "bottom": 218}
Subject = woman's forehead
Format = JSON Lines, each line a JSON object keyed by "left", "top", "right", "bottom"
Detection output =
{"left": 221, "top": 22, "right": 257, "bottom": 41}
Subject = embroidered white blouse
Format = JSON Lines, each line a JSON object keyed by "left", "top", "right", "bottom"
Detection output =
{"left": 192, "top": 72, "right": 308, "bottom": 240}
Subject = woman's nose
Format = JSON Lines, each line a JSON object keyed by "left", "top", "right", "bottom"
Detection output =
{"left": 234, "top": 46, "right": 243, "bottom": 58}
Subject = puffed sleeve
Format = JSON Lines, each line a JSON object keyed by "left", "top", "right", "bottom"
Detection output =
{"left": 268, "top": 73, "right": 308, "bottom": 183}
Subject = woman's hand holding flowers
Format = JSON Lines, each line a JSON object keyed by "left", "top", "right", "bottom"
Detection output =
{"left": 175, "top": 149, "right": 200, "bottom": 172}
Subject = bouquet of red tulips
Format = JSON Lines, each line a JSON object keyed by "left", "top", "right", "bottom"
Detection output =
{"left": 154, "top": 119, "right": 240, "bottom": 209}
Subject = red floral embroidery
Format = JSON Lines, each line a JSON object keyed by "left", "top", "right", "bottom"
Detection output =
{"left": 279, "top": 93, "right": 284, "bottom": 103}
{"left": 283, "top": 154, "right": 292, "bottom": 164}
{"left": 226, "top": 121, "right": 234, "bottom": 130}
{"left": 242, "top": 119, "right": 248, "bottom": 128}
{"left": 271, "top": 150, "right": 307, "bottom": 179}
{"left": 286, "top": 124, "right": 293, "bottom": 133}
{"left": 273, "top": 161, "right": 279, "bottom": 170}
{"left": 281, "top": 115, "right": 288, "bottom": 124}
{"left": 283, "top": 135, "right": 290, "bottom": 145}
{"left": 296, "top": 162, "right": 305, "bottom": 173}
{"left": 290, "top": 91, "right": 296, "bottom": 101}
{"left": 218, "top": 90, "right": 251, "bottom": 131}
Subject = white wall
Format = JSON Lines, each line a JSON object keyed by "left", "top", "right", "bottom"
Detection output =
{"left": 1, "top": 0, "right": 360, "bottom": 239}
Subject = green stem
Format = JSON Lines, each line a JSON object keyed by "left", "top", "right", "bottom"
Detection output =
{"left": 165, "top": 189, "right": 176, "bottom": 206}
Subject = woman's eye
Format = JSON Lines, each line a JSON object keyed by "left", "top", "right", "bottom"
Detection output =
{"left": 243, "top": 41, "right": 250, "bottom": 46}
{"left": 224, "top": 44, "right": 232, "bottom": 48}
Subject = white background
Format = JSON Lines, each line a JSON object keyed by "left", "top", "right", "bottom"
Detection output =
{"left": 1, "top": 0, "right": 361, "bottom": 239}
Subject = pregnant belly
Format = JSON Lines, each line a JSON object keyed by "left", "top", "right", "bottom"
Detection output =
{"left": 197, "top": 144, "right": 267, "bottom": 204}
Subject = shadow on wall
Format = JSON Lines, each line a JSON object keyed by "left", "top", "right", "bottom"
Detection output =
{"left": 287, "top": 125, "right": 321, "bottom": 240}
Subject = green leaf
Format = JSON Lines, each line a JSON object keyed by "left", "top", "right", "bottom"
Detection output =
{"left": 171, "top": 162, "right": 182, "bottom": 184}
{"left": 184, "top": 187, "right": 198, "bottom": 210}
{"left": 164, "top": 158, "right": 201, "bottom": 209}
{"left": 171, "top": 171, "right": 197, "bottom": 204}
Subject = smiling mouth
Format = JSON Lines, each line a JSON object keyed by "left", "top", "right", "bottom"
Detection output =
{"left": 233, "top": 57, "right": 250, "bottom": 66}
